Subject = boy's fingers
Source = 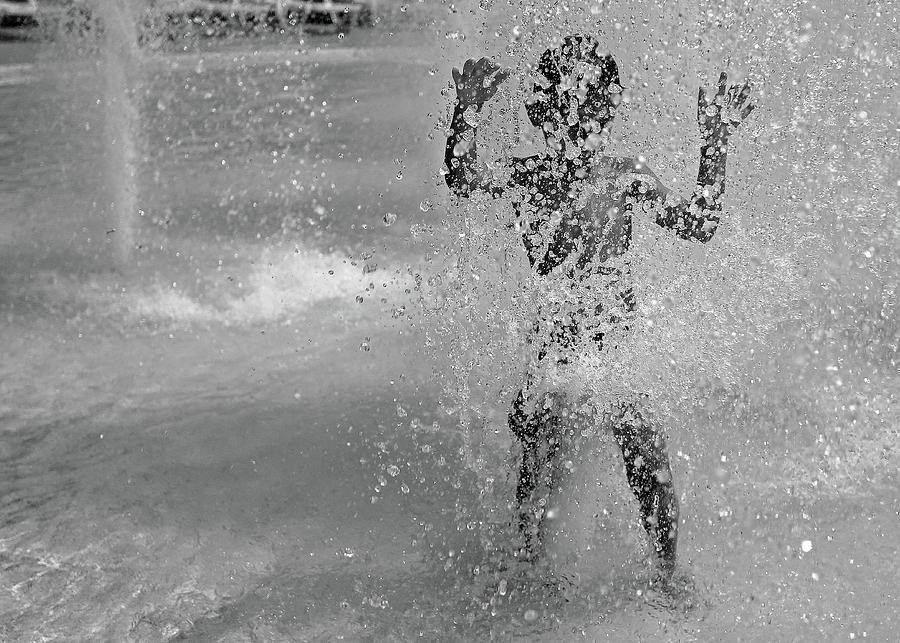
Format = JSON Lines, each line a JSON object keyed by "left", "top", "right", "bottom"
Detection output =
{"left": 463, "top": 58, "right": 474, "bottom": 75}
{"left": 698, "top": 87, "right": 707, "bottom": 108}
{"left": 452, "top": 67, "right": 460, "bottom": 84}
{"left": 740, "top": 102, "right": 756, "bottom": 120}
{"left": 716, "top": 71, "right": 728, "bottom": 98}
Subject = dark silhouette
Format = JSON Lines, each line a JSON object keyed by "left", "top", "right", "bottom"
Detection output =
{"left": 443, "top": 35, "right": 754, "bottom": 581}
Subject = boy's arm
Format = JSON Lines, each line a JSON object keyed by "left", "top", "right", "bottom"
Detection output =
{"left": 444, "top": 58, "right": 510, "bottom": 197}
{"left": 630, "top": 71, "right": 755, "bottom": 243}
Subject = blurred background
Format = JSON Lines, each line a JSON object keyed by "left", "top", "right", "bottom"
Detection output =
{"left": 0, "top": 1, "right": 897, "bottom": 640}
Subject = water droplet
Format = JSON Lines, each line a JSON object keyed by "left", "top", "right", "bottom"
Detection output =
{"left": 452, "top": 139, "right": 471, "bottom": 157}
{"left": 498, "top": 579, "right": 508, "bottom": 595}
{"left": 584, "top": 133, "right": 604, "bottom": 150}
{"left": 523, "top": 609, "right": 538, "bottom": 622}
{"left": 419, "top": 199, "right": 433, "bottom": 212}
{"left": 800, "top": 540, "right": 813, "bottom": 553}
{"left": 387, "top": 464, "right": 400, "bottom": 476}
{"left": 383, "top": 212, "right": 397, "bottom": 226}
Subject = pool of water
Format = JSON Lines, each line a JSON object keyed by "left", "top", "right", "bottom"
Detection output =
{"left": 1, "top": 5, "right": 898, "bottom": 641}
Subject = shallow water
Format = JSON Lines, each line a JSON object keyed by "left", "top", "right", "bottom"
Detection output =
{"left": 2, "top": 6, "right": 899, "bottom": 642}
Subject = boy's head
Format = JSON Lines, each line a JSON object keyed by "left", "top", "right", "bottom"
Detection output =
{"left": 526, "top": 35, "right": 621, "bottom": 153}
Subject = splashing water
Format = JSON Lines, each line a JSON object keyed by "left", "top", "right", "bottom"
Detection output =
{"left": 1, "top": 0, "right": 898, "bottom": 639}
{"left": 422, "top": 0, "right": 899, "bottom": 579}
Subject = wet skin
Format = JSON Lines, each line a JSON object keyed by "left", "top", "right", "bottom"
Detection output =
{"left": 444, "top": 49, "right": 755, "bottom": 577}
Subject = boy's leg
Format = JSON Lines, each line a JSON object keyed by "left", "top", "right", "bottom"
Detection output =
{"left": 510, "top": 389, "right": 563, "bottom": 560}
{"left": 611, "top": 404, "right": 679, "bottom": 577}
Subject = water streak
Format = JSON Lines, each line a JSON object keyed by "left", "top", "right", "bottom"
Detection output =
{"left": 97, "top": 0, "right": 141, "bottom": 263}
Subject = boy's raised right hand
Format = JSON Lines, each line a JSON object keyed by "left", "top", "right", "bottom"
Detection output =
{"left": 452, "top": 57, "right": 510, "bottom": 112}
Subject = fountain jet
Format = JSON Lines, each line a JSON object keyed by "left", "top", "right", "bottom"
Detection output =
{"left": 96, "top": 0, "right": 141, "bottom": 264}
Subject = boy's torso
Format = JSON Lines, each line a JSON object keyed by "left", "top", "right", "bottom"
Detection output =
{"left": 510, "top": 154, "right": 639, "bottom": 277}
{"left": 509, "top": 154, "right": 641, "bottom": 354}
